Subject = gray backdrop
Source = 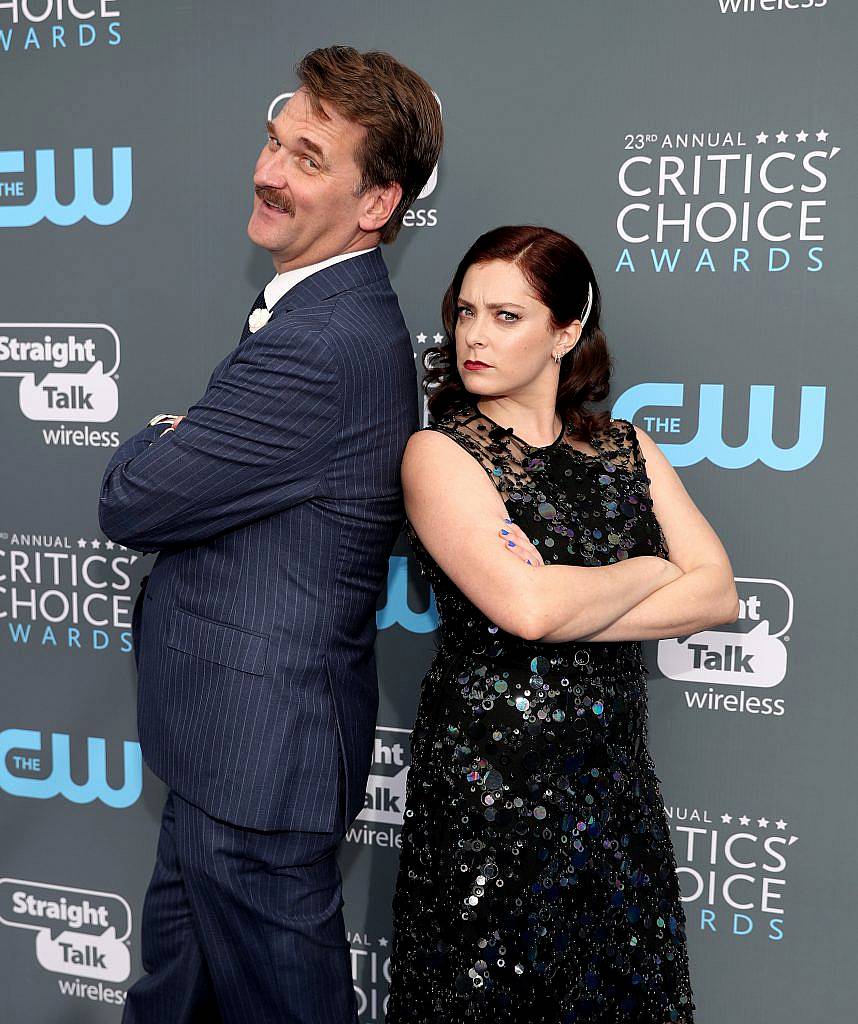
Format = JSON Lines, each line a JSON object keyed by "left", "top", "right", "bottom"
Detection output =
{"left": 1, "top": 1, "right": 855, "bottom": 1021}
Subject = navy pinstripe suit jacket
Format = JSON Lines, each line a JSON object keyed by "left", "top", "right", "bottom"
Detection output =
{"left": 99, "top": 248, "right": 418, "bottom": 831}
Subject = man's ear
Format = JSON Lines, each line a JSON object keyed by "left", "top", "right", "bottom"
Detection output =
{"left": 358, "top": 181, "right": 404, "bottom": 233}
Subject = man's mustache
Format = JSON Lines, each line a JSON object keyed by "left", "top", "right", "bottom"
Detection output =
{"left": 255, "top": 186, "right": 294, "bottom": 214}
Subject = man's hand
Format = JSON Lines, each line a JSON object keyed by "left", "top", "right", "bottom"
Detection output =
{"left": 147, "top": 413, "right": 185, "bottom": 437}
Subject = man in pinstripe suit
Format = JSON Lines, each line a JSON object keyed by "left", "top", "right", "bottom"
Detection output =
{"left": 99, "top": 48, "right": 442, "bottom": 1024}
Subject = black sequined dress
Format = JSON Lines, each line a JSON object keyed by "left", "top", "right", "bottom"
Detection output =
{"left": 386, "top": 406, "right": 695, "bottom": 1024}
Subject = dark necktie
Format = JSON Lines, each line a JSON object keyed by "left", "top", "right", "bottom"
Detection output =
{"left": 239, "top": 286, "right": 268, "bottom": 344}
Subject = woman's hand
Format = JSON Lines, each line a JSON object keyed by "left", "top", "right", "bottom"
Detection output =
{"left": 498, "top": 517, "right": 544, "bottom": 567}
{"left": 499, "top": 517, "right": 683, "bottom": 585}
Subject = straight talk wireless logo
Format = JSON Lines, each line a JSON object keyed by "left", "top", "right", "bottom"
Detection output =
{"left": 657, "top": 577, "right": 792, "bottom": 715}
{"left": 347, "top": 727, "right": 410, "bottom": 850}
{"left": 0, "top": 878, "right": 131, "bottom": 1005}
{"left": 0, "top": 324, "right": 121, "bottom": 446}
{"left": 718, "top": 0, "right": 827, "bottom": 11}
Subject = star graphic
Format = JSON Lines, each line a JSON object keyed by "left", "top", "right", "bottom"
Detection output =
{"left": 105, "top": 540, "right": 115, "bottom": 550}
{"left": 775, "top": 131, "right": 788, "bottom": 144}
{"left": 77, "top": 538, "right": 87, "bottom": 548}
{"left": 738, "top": 815, "right": 750, "bottom": 826}
{"left": 378, "top": 937, "right": 388, "bottom": 947}
{"left": 416, "top": 332, "right": 427, "bottom": 345}
{"left": 796, "top": 130, "right": 808, "bottom": 143}
{"left": 816, "top": 129, "right": 829, "bottom": 142}
{"left": 433, "top": 332, "right": 444, "bottom": 345}
{"left": 757, "top": 817, "right": 769, "bottom": 828}
{"left": 91, "top": 538, "right": 101, "bottom": 549}
{"left": 755, "top": 132, "right": 768, "bottom": 144}
{"left": 720, "top": 812, "right": 732, "bottom": 824}
{"left": 775, "top": 819, "right": 788, "bottom": 830}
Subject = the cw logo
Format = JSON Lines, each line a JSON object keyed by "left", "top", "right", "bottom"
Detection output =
{"left": 0, "top": 729, "right": 142, "bottom": 808}
{"left": 376, "top": 556, "right": 437, "bottom": 633}
{"left": 0, "top": 148, "right": 133, "bottom": 227}
{"left": 612, "top": 383, "right": 825, "bottom": 470}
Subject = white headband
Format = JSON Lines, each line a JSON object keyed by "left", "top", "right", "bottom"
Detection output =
{"left": 579, "top": 281, "right": 593, "bottom": 329}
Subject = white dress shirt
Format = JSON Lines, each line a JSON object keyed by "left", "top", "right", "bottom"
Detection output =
{"left": 263, "top": 246, "right": 378, "bottom": 311}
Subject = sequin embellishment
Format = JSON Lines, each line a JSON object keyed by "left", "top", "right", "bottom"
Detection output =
{"left": 386, "top": 407, "right": 695, "bottom": 1024}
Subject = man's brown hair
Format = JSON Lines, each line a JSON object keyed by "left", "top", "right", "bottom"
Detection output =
{"left": 295, "top": 45, "right": 443, "bottom": 244}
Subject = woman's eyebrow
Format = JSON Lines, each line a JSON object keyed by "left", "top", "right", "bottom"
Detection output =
{"left": 458, "top": 298, "right": 526, "bottom": 309}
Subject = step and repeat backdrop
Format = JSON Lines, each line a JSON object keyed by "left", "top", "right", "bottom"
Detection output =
{"left": 1, "top": 2, "right": 855, "bottom": 1021}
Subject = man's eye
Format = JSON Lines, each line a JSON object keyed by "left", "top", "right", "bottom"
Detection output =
{"left": 301, "top": 156, "right": 320, "bottom": 170}
{"left": 267, "top": 136, "right": 280, "bottom": 150}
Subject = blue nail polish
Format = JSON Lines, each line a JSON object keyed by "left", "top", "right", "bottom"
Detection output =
{"left": 501, "top": 529, "right": 509, "bottom": 536}
{"left": 526, "top": 559, "right": 532, "bottom": 565}
{"left": 503, "top": 517, "right": 512, "bottom": 524}
{"left": 508, "top": 541, "right": 516, "bottom": 547}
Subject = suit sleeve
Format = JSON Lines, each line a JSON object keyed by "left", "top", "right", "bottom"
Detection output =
{"left": 98, "top": 320, "right": 340, "bottom": 552}
{"left": 103, "top": 420, "right": 177, "bottom": 472}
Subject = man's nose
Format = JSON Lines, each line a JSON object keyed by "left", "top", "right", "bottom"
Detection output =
{"left": 253, "top": 148, "right": 288, "bottom": 191}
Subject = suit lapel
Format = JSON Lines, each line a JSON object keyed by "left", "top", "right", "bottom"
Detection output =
{"left": 208, "top": 248, "right": 390, "bottom": 389}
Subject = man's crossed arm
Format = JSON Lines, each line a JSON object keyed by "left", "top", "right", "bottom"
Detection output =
{"left": 98, "top": 323, "right": 340, "bottom": 552}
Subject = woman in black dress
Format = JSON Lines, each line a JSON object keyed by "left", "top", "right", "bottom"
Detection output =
{"left": 385, "top": 225, "right": 739, "bottom": 1023}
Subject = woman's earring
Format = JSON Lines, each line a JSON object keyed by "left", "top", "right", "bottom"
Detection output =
{"left": 552, "top": 351, "right": 563, "bottom": 364}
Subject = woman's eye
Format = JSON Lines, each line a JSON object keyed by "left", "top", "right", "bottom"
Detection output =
{"left": 455, "top": 305, "right": 518, "bottom": 321}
